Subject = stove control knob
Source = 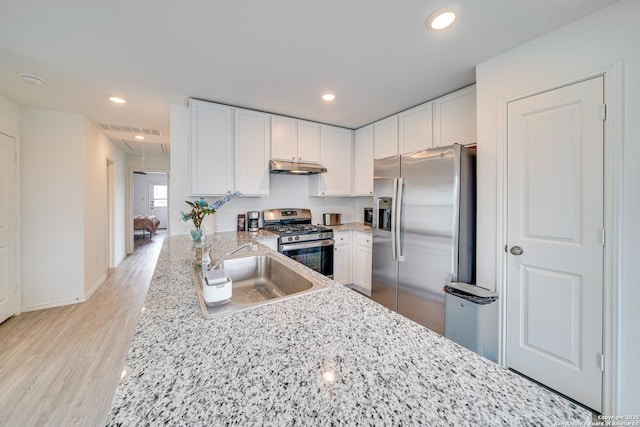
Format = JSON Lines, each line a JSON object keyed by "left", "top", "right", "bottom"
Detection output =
{"left": 287, "top": 237, "right": 293, "bottom": 242}
{"left": 295, "top": 236, "right": 300, "bottom": 241}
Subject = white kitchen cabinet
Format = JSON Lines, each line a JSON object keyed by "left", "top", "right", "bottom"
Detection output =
{"left": 433, "top": 85, "right": 477, "bottom": 147}
{"left": 354, "top": 125, "right": 374, "bottom": 196}
{"left": 309, "top": 125, "right": 353, "bottom": 196}
{"left": 353, "top": 232, "right": 372, "bottom": 292}
{"left": 399, "top": 102, "right": 433, "bottom": 154}
{"left": 271, "top": 116, "right": 321, "bottom": 164}
{"left": 373, "top": 115, "right": 398, "bottom": 159}
{"left": 260, "top": 238, "right": 278, "bottom": 252}
{"left": 234, "top": 108, "right": 271, "bottom": 196}
{"left": 189, "top": 99, "right": 234, "bottom": 195}
{"left": 333, "top": 231, "right": 352, "bottom": 285}
{"left": 270, "top": 115, "right": 297, "bottom": 161}
{"left": 296, "top": 120, "right": 321, "bottom": 163}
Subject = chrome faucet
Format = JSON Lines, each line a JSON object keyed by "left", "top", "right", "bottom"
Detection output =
{"left": 208, "top": 242, "right": 256, "bottom": 270}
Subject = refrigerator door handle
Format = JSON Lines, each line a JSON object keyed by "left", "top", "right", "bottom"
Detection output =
{"left": 391, "top": 177, "right": 398, "bottom": 261}
{"left": 395, "top": 177, "right": 405, "bottom": 262}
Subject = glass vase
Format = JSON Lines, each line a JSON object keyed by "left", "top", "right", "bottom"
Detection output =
{"left": 190, "top": 229, "right": 203, "bottom": 242}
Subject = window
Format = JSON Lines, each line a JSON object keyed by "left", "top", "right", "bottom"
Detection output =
{"left": 152, "top": 184, "right": 167, "bottom": 207}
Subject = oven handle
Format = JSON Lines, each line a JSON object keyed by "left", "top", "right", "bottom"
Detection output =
{"left": 280, "top": 239, "right": 335, "bottom": 252}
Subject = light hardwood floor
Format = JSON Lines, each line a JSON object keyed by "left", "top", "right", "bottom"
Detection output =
{"left": 0, "top": 231, "right": 165, "bottom": 427}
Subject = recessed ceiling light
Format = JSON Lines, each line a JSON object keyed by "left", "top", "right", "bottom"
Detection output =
{"left": 426, "top": 7, "right": 459, "bottom": 31}
{"left": 134, "top": 135, "right": 145, "bottom": 140}
{"left": 20, "top": 73, "right": 43, "bottom": 85}
{"left": 109, "top": 96, "right": 127, "bottom": 104}
{"left": 322, "top": 92, "right": 336, "bottom": 102}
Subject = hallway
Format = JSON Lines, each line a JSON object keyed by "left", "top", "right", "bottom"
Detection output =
{"left": 0, "top": 232, "right": 165, "bottom": 426}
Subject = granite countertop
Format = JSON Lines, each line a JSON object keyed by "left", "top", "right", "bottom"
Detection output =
{"left": 107, "top": 232, "right": 590, "bottom": 426}
{"left": 322, "top": 222, "right": 372, "bottom": 234}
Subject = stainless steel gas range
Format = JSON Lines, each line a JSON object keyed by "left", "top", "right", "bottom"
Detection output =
{"left": 262, "top": 208, "right": 334, "bottom": 278}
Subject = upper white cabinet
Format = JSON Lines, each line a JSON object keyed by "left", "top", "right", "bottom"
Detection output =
{"left": 271, "top": 116, "right": 320, "bottom": 163}
{"left": 373, "top": 115, "right": 398, "bottom": 159}
{"left": 399, "top": 102, "right": 433, "bottom": 153}
{"left": 234, "top": 108, "right": 271, "bottom": 196}
{"left": 270, "top": 115, "right": 297, "bottom": 161}
{"left": 189, "top": 99, "right": 270, "bottom": 196}
{"left": 189, "top": 99, "right": 234, "bottom": 195}
{"left": 309, "top": 125, "right": 353, "bottom": 197}
{"left": 433, "top": 85, "right": 477, "bottom": 147}
{"left": 296, "top": 120, "right": 321, "bottom": 163}
{"left": 354, "top": 125, "right": 373, "bottom": 196}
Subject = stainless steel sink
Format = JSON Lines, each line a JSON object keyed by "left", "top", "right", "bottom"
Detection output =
{"left": 193, "top": 254, "right": 328, "bottom": 317}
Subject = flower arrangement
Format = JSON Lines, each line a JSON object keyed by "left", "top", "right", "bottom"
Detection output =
{"left": 181, "top": 192, "right": 243, "bottom": 231}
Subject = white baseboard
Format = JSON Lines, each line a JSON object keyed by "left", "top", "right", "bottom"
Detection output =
{"left": 22, "top": 297, "right": 84, "bottom": 312}
{"left": 84, "top": 273, "right": 107, "bottom": 300}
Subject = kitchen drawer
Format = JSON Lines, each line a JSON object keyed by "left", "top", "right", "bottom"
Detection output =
{"left": 357, "top": 232, "right": 372, "bottom": 247}
{"left": 334, "top": 231, "right": 352, "bottom": 245}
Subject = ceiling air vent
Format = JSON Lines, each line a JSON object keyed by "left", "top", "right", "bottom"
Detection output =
{"left": 98, "top": 123, "right": 163, "bottom": 136}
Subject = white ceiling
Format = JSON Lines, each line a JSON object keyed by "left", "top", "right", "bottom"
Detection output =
{"left": 0, "top": 0, "right": 619, "bottom": 151}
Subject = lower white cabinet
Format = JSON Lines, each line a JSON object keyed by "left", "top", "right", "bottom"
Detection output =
{"left": 331, "top": 230, "right": 372, "bottom": 291}
{"left": 333, "top": 231, "right": 352, "bottom": 284}
{"left": 260, "top": 238, "right": 278, "bottom": 252}
{"left": 352, "top": 232, "right": 372, "bottom": 291}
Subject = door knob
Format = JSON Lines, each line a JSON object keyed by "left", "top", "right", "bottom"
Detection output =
{"left": 510, "top": 246, "right": 524, "bottom": 256}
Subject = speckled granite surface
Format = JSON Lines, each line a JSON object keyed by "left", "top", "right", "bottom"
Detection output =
{"left": 324, "top": 222, "right": 372, "bottom": 234}
{"left": 107, "top": 232, "right": 590, "bottom": 426}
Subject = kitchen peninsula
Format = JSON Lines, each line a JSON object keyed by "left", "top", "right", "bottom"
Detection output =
{"left": 107, "top": 232, "right": 590, "bottom": 426}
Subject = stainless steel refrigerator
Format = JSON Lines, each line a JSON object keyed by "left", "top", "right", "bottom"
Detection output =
{"left": 371, "top": 144, "right": 476, "bottom": 335}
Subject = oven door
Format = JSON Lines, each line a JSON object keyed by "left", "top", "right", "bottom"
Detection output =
{"left": 280, "top": 239, "right": 334, "bottom": 278}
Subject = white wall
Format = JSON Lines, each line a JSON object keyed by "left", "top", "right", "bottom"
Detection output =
{"left": 476, "top": 0, "right": 639, "bottom": 414}
{"left": 169, "top": 104, "right": 358, "bottom": 236}
{"left": 0, "top": 94, "right": 21, "bottom": 314}
{"left": 19, "top": 107, "right": 127, "bottom": 309}
{"left": 0, "top": 94, "right": 20, "bottom": 136}
{"left": 20, "top": 108, "right": 85, "bottom": 309}
{"left": 83, "top": 119, "right": 127, "bottom": 296}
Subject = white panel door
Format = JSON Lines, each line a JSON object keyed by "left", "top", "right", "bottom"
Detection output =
{"left": 506, "top": 76, "right": 604, "bottom": 412}
{"left": 149, "top": 176, "right": 168, "bottom": 229}
{"left": 0, "top": 133, "right": 18, "bottom": 323}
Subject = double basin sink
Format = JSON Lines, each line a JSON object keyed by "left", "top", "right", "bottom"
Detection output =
{"left": 194, "top": 254, "right": 328, "bottom": 318}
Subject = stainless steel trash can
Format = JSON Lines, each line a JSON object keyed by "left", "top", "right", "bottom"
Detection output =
{"left": 444, "top": 282, "right": 499, "bottom": 362}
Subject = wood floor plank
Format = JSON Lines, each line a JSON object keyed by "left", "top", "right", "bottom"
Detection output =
{"left": 0, "top": 232, "right": 165, "bottom": 426}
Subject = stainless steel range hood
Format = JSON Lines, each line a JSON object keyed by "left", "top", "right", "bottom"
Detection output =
{"left": 269, "top": 160, "right": 327, "bottom": 175}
